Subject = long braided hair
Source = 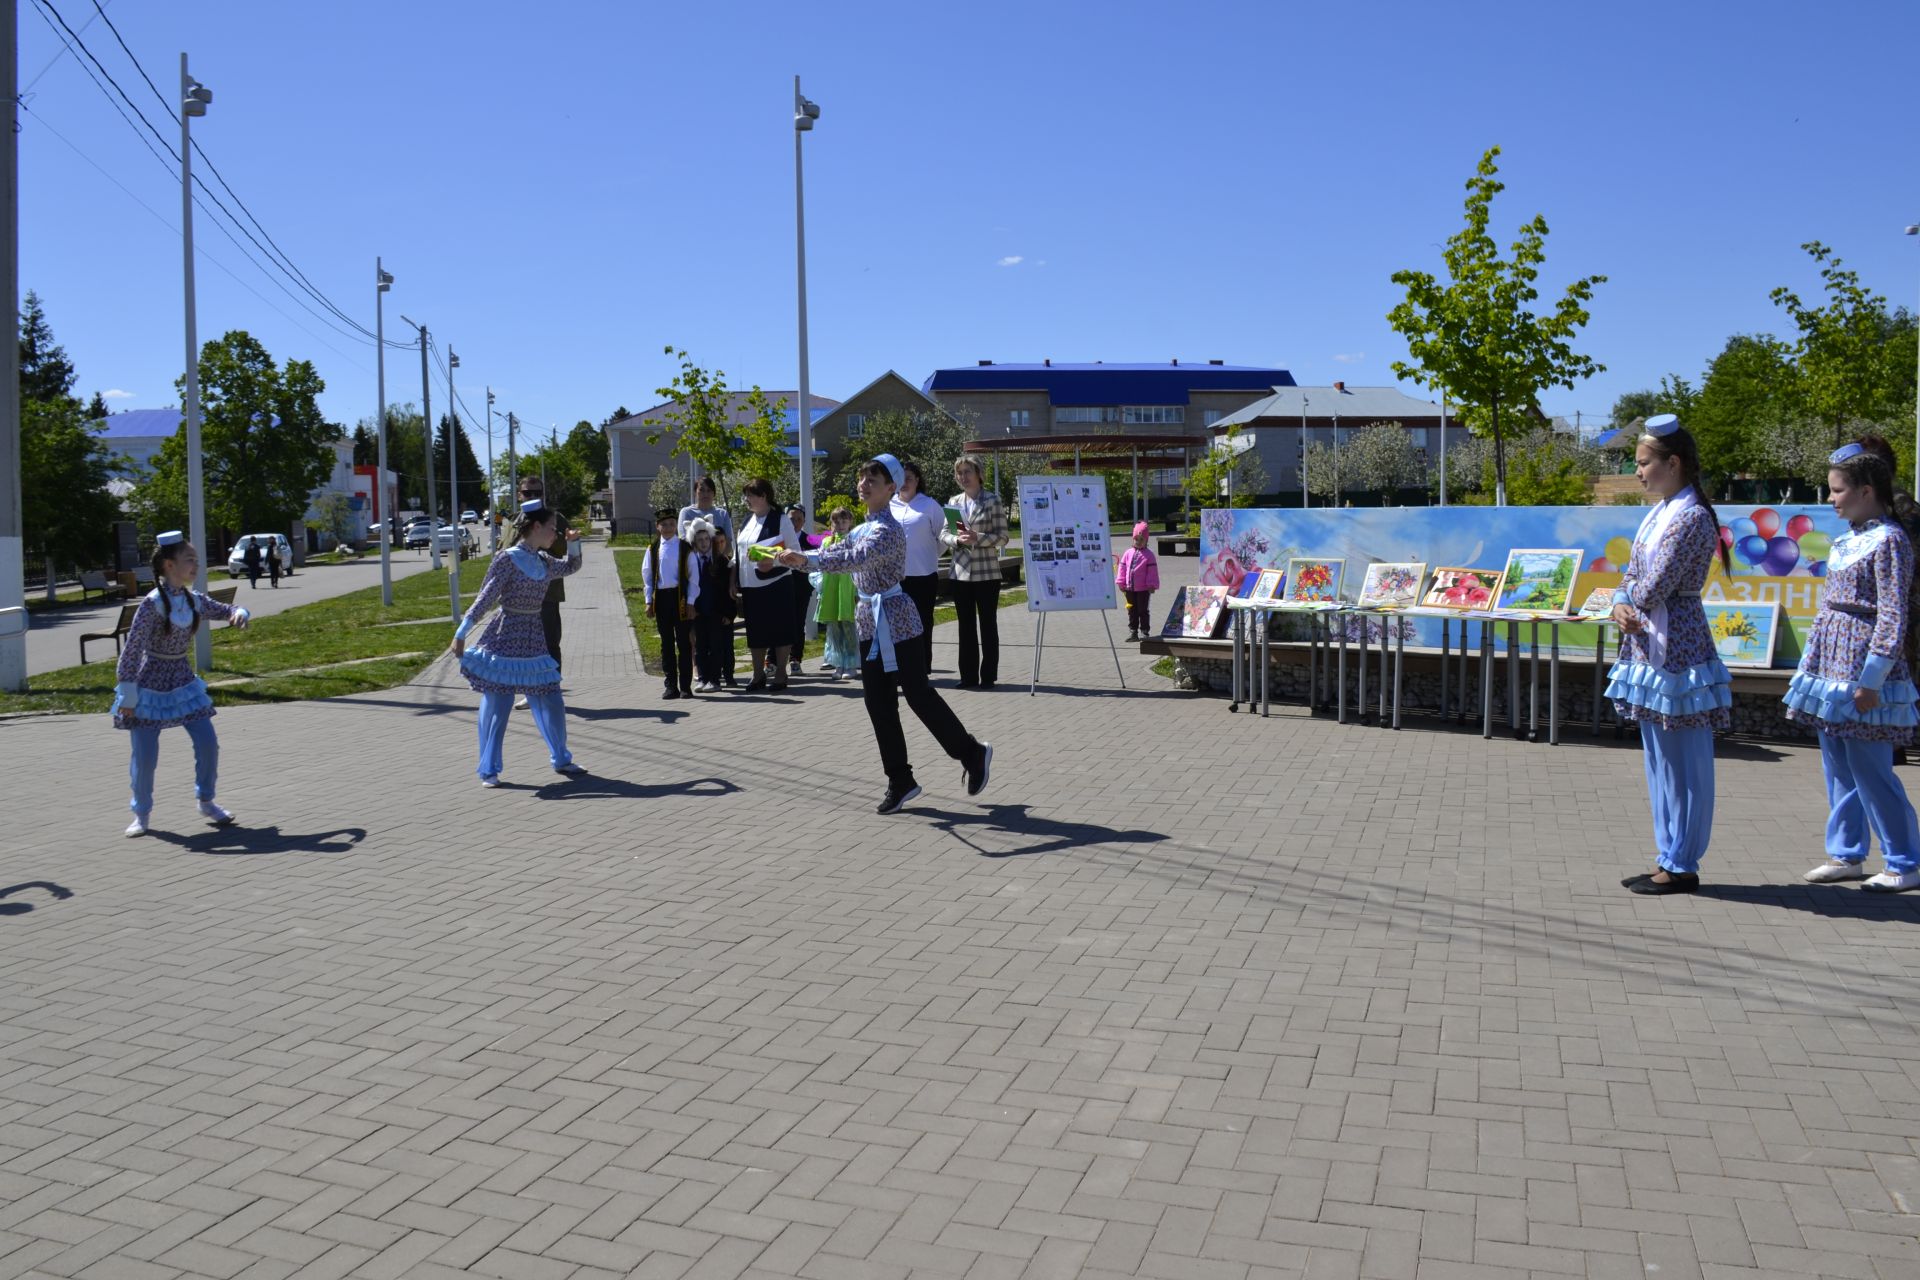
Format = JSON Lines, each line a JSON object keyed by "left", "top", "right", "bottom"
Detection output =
{"left": 150, "top": 542, "right": 201, "bottom": 638}
{"left": 1830, "top": 440, "right": 1920, "bottom": 671}
{"left": 1640, "top": 423, "right": 1730, "bottom": 575}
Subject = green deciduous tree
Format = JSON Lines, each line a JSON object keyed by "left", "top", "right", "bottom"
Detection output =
{"left": 1689, "top": 336, "right": 1796, "bottom": 476}
{"left": 17, "top": 291, "right": 118, "bottom": 593}
{"left": 1388, "top": 146, "right": 1607, "bottom": 505}
{"left": 648, "top": 347, "right": 791, "bottom": 510}
{"left": 829, "top": 406, "right": 972, "bottom": 501}
{"left": 564, "top": 419, "right": 609, "bottom": 490}
{"left": 1771, "top": 242, "right": 1913, "bottom": 451}
{"left": 434, "top": 413, "right": 488, "bottom": 514}
{"left": 136, "top": 331, "right": 336, "bottom": 539}
{"left": 1303, "top": 424, "right": 1430, "bottom": 504}
{"left": 1183, "top": 443, "right": 1268, "bottom": 511}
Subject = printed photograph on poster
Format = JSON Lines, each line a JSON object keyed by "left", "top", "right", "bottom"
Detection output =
{"left": 1356, "top": 562, "right": 1426, "bottom": 609}
{"left": 1421, "top": 567, "right": 1503, "bottom": 610}
{"left": 1704, "top": 601, "right": 1780, "bottom": 668}
{"left": 1496, "top": 549, "right": 1583, "bottom": 614}
{"left": 1283, "top": 558, "right": 1344, "bottom": 604}
{"left": 1020, "top": 475, "right": 1117, "bottom": 612}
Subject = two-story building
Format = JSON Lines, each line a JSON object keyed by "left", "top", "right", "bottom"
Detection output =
{"left": 603, "top": 392, "right": 839, "bottom": 535}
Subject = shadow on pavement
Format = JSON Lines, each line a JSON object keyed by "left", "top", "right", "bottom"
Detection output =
{"left": 0, "top": 881, "right": 75, "bottom": 916}
{"left": 147, "top": 826, "right": 367, "bottom": 856}
{"left": 532, "top": 775, "right": 740, "bottom": 802}
{"left": 915, "top": 804, "right": 1168, "bottom": 859}
{"left": 567, "top": 706, "right": 689, "bottom": 724}
{"left": 1695, "top": 881, "right": 1920, "bottom": 920}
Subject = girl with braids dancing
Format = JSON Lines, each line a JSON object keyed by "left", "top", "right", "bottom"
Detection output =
{"left": 1786, "top": 440, "right": 1920, "bottom": 892}
{"left": 1607, "top": 415, "right": 1733, "bottom": 895}
{"left": 112, "top": 531, "right": 252, "bottom": 837}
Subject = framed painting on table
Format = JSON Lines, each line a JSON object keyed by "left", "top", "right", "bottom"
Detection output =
{"left": 1495, "top": 548, "right": 1583, "bottom": 615}
{"left": 1420, "top": 566, "right": 1503, "bottom": 611}
{"left": 1356, "top": 562, "right": 1426, "bottom": 609}
{"left": 1282, "top": 558, "right": 1344, "bottom": 604}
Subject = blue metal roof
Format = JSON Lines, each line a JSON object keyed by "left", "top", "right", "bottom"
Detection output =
{"left": 923, "top": 363, "right": 1294, "bottom": 406}
{"left": 92, "top": 408, "right": 183, "bottom": 439}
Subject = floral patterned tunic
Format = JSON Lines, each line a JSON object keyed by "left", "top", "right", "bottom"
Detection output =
{"left": 1605, "top": 503, "right": 1732, "bottom": 730}
{"left": 1783, "top": 518, "right": 1916, "bottom": 743}
{"left": 811, "top": 508, "right": 921, "bottom": 656}
{"left": 455, "top": 545, "right": 582, "bottom": 695}
{"left": 112, "top": 587, "right": 246, "bottom": 730}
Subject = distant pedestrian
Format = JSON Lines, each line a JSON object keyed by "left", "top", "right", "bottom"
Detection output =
{"left": 941, "top": 457, "right": 1009, "bottom": 686}
{"left": 242, "top": 538, "right": 261, "bottom": 588}
{"left": 1787, "top": 438, "right": 1920, "bottom": 893}
{"left": 643, "top": 508, "right": 697, "bottom": 700}
{"left": 265, "top": 540, "right": 281, "bottom": 588}
{"left": 1115, "top": 522, "right": 1160, "bottom": 642}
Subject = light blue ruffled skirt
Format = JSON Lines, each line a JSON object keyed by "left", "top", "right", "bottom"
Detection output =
{"left": 460, "top": 645, "right": 561, "bottom": 695}
{"left": 1606, "top": 659, "right": 1733, "bottom": 721}
{"left": 111, "top": 678, "right": 215, "bottom": 730}
{"left": 1782, "top": 672, "right": 1919, "bottom": 729}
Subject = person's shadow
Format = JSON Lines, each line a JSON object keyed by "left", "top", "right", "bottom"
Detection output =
{"left": 532, "top": 775, "right": 739, "bottom": 801}
{"left": 0, "top": 882, "right": 74, "bottom": 916}
{"left": 567, "top": 706, "right": 689, "bottom": 724}
{"left": 1696, "top": 881, "right": 1920, "bottom": 921}
{"left": 913, "top": 804, "right": 1167, "bottom": 858}
{"left": 147, "top": 826, "right": 366, "bottom": 856}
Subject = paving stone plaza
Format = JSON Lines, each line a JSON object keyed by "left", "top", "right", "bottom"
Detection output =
{"left": 2, "top": 539, "right": 1917, "bottom": 1280}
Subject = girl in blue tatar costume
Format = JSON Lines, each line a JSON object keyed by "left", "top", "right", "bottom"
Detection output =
{"left": 1785, "top": 439, "right": 1920, "bottom": 893}
{"left": 1607, "top": 416, "right": 1733, "bottom": 895}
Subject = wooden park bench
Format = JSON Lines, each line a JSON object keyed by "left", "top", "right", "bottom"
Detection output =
{"left": 1157, "top": 535, "right": 1199, "bottom": 556}
{"left": 80, "top": 603, "right": 140, "bottom": 664}
{"left": 79, "top": 569, "right": 124, "bottom": 602}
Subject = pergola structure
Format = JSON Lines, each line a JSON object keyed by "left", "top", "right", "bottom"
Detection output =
{"left": 962, "top": 432, "right": 1210, "bottom": 524}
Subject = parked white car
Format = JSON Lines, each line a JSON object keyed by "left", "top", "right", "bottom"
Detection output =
{"left": 227, "top": 533, "right": 294, "bottom": 578}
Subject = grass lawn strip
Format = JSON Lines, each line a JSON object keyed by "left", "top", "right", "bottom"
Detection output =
{"left": 0, "top": 557, "right": 491, "bottom": 717}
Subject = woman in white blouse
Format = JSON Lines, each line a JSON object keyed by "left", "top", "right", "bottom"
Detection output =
{"left": 735, "top": 476, "right": 803, "bottom": 690}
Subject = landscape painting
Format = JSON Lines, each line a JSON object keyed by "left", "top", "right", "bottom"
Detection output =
{"left": 1420, "top": 567, "right": 1503, "bottom": 611}
{"left": 1282, "top": 558, "right": 1344, "bottom": 604}
{"left": 1356, "top": 562, "right": 1425, "bottom": 609}
{"left": 1495, "top": 549, "right": 1582, "bottom": 614}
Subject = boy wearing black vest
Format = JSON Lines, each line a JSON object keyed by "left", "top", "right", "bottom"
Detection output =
{"left": 644, "top": 508, "right": 700, "bottom": 699}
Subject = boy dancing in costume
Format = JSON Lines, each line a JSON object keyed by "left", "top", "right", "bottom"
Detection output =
{"left": 778, "top": 454, "right": 993, "bottom": 815}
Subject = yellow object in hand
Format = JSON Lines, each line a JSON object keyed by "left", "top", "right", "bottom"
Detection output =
{"left": 747, "top": 544, "right": 780, "bottom": 562}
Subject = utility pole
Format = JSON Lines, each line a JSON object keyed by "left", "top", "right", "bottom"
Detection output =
{"left": 403, "top": 317, "right": 439, "bottom": 568}
{"left": 1438, "top": 391, "right": 1447, "bottom": 507}
{"left": 181, "top": 54, "right": 213, "bottom": 669}
{"left": 485, "top": 387, "right": 497, "bottom": 550}
{"left": 446, "top": 346, "right": 461, "bottom": 620}
{"left": 0, "top": 0, "right": 23, "bottom": 692}
{"left": 507, "top": 411, "right": 518, "bottom": 507}
{"left": 375, "top": 259, "right": 393, "bottom": 604}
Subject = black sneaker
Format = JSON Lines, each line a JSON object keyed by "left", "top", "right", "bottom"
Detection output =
{"left": 877, "top": 783, "right": 922, "bottom": 815}
{"left": 662, "top": 686, "right": 680, "bottom": 700}
{"left": 965, "top": 742, "right": 993, "bottom": 797}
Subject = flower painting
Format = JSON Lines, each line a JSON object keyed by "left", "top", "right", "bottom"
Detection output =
{"left": 1162, "top": 585, "right": 1231, "bottom": 638}
{"left": 1421, "top": 567, "right": 1503, "bottom": 610}
{"left": 1251, "top": 568, "right": 1286, "bottom": 602}
{"left": 1356, "top": 561, "right": 1426, "bottom": 609}
{"left": 1704, "top": 601, "right": 1779, "bottom": 668}
{"left": 1283, "top": 558, "right": 1343, "bottom": 604}
{"left": 1495, "top": 549, "right": 1582, "bottom": 614}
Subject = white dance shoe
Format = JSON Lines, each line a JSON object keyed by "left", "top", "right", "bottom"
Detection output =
{"left": 197, "top": 801, "right": 236, "bottom": 826}
{"left": 1803, "top": 860, "right": 1868, "bottom": 883}
{"left": 124, "top": 814, "right": 148, "bottom": 838}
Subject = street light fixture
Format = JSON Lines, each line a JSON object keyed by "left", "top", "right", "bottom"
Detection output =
{"left": 793, "top": 76, "right": 820, "bottom": 638}
{"left": 485, "top": 387, "right": 498, "bottom": 550}
{"left": 447, "top": 348, "right": 463, "bottom": 620}
{"left": 180, "top": 55, "right": 214, "bottom": 670}
{"left": 399, "top": 315, "right": 439, "bottom": 571}
{"left": 375, "top": 260, "right": 394, "bottom": 604}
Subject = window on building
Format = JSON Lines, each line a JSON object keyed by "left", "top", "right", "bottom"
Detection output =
{"left": 1055, "top": 407, "right": 1120, "bottom": 424}
{"left": 1121, "top": 406, "right": 1186, "bottom": 425}
{"left": 1408, "top": 427, "right": 1429, "bottom": 449}
{"left": 1202, "top": 409, "right": 1222, "bottom": 428}
{"left": 846, "top": 413, "right": 865, "bottom": 439}
{"left": 1009, "top": 409, "right": 1030, "bottom": 429}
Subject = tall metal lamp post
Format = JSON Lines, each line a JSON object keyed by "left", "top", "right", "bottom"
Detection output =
{"left": 375, "top": 259, "right": 394, "bottom": 604}
{"left": 180, "top": 56, "right": 214, "bottom": 669}
{"left": 793, "top": 78, "right": 819, "bottom": 535}
{"left": 1907, "top": 224, "right": 1919, "bottom": 498}
{"left": 446, "top": 347, "right": 462, "bottom": 619}
{"left": 485, "top": 388, "right": 498, "bottom": 550}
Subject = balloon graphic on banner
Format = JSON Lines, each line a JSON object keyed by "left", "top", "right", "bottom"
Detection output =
{"left": 1762, "top": 535, "right": 1801, "bottom": 576}
{"left": 1786, "top": 514, "right": 1815, "bottom": 539}
{"left": 1590, "top": 556, "right": 1612, "bottom": 572}
{"left": 1604, "top": 536, "right": 1632, "bottom": 566}
{"left": 1730, "top": 517, "right": 1759, "bottom": 541}
{"left": 1811, "top": 561, "right": 1828, "bottom": 577}
{"left": 1719, "top": 525, "right": 1736, "bottom": 548}
{"left": 1736, "top": 535, "right": 1771, "bottom": 568}
{"left": 1752, "top": 508, "right": 1781, "bottom": 539}
{"left": 1798, "top": 530, "right": 1832, "bottom": 563}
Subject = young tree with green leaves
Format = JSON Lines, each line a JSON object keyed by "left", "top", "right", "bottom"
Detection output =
{"left": 1387, "top": 146, "right": 1607, "bottom": 505}
{"left": 1303, "top": 424, "right": 1429, "bottom": 504}
{"left": 648, "top": 346, "right": 792, "bottom": 509}
{"left": 137, "top": 331, "right": 336, "bottom": 538}
{"left": 1771, "top": 240, "right": 1915, "bottom": 452}
{"left": 1183, "top": 442, "right": 1269, "bottom": 511}
{"left": 565, "top": 419, "right": 609, "bottom": 490}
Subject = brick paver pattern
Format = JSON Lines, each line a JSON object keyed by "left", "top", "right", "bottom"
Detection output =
{"left": 2, "top": 538, "right": 1917, "bottom": 1279}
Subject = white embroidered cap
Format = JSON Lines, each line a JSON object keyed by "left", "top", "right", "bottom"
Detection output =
{"left": 155, "top": 530, "right": 185, "bottom": 547}
{"left": 1643, "top": 414, "right": 1681, "bottom": 438}
{"left": 519, "top": 498, "right": 547, "bottom": 515}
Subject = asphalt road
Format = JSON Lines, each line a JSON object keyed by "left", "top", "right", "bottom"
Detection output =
{"left": 23, "top": 525, "right": 495, "bottom": 678}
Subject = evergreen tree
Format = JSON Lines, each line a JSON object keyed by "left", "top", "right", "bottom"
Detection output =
{"left": 16, "top": 291, "right": 117, "bottom": 592}
{"left": 19, "top": 291, "right": 76, "bottom": 403}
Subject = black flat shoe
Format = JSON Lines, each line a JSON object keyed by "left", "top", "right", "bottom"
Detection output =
{"left": 1621, "top": 871, "right": 1656, "bottom": 888}
{"left": 1629, "top": 873, "right": 1699, "bottom": 895}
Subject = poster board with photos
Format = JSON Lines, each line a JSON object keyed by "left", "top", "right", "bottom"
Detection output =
{"left": 1020, "top": 475, "right": 1118, "bottom": 612}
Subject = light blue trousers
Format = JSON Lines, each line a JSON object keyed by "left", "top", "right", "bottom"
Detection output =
{"left": 1640, "top": 720, "right": 1715, "bottom": 875}
{"left": 1819, "top": 732, "right": 1920, "bottom": 875}
{"left": 128, "top": 718, "right": 218, "bottom": 816}
{"left": 476, "top": 691, "right": 570, "bottom": 779}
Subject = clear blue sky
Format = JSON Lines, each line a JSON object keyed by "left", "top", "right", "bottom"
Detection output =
{"left": 19, "top": 0, "right": 1920, "bottom": 451}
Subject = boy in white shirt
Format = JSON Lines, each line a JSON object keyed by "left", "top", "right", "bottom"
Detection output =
{"left": 643, "top": 507, "right": 700, "bottom": 699}
{"left": 891, "top": 459, "right": 947, "bottom": 641}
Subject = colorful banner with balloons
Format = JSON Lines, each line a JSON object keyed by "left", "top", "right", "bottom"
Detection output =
{"left": 1200, "top": 504, "right": 1847, "bottom": 666}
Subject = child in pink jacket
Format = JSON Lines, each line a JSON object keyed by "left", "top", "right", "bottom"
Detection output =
{"left": 1115, "top": 522, "right": 1161, "bottom": 640}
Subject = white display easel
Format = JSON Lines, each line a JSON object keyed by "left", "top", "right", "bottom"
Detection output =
{"left": 1017, "top": 475, "right": 1127, "bottom": 695}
